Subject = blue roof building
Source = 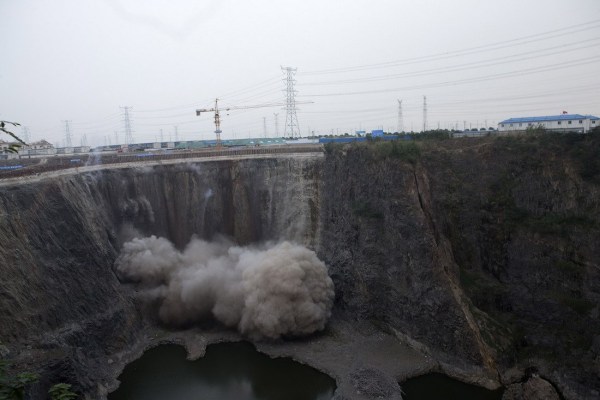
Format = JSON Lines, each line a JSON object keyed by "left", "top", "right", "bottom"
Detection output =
{"left": 498, "top": 114, "right": 599, "bottom": 133}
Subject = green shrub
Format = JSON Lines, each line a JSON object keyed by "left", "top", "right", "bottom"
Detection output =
{"left": 371, "top": 141, "right": 420, "bottom": 164}
{"left": 0, "top": 361, "right": 38, "bottom": 400}
{"left": 49, "top": 383, "right": 77, "bottom": 400}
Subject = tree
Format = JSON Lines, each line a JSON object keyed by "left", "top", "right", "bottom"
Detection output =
{"left": 0, "top": 121, "right": 27, "bottom": 153}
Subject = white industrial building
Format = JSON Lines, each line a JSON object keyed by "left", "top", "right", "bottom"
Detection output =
{"left": 498, "top": 114, "right": 599, "bottom": 133}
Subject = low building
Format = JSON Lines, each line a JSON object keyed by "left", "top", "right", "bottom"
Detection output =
{"left": 0, "top": 140, "right": 20, "bottom": 159}
{"left": 23, "top": 140, "right": 56, "bottom": 156}
{"left": 0, "top": 140, "right": 14, "bottom": 153}
{"left": 498, "top": 114, "right": 599, "bottom": 133}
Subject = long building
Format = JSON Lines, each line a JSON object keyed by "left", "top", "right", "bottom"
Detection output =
{"left": 498, "top": 114, "right": 599, "bottom": 133}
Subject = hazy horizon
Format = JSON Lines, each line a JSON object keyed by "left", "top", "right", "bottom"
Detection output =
{"left": 1, "top": 0, "right": 599, "bottom": 147}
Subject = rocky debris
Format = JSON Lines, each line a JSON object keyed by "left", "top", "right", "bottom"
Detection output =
{"left": 349, "top": 368, "right": 403, "bottom": 399}
{"left": 502, "top": 376, "right": 560, "bottom": 400}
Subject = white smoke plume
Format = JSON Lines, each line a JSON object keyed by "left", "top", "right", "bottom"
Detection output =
{"left": 115, "top": 236, "right": 335, "bottom": 340}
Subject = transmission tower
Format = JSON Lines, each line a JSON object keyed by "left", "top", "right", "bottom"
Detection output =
{"left": 263, "top": 116, "right": 268, "bottom": 138}
{"left": 397, "top": 100, "right": 403, "bottom": 133}
{"left": 174, "top": 126, "right": 179, "bottom": 142}
{"left": 282, "top": 66, "right": 300, "bottom": 138}
{"left": 62, "top": 120, "right": 72, "bottom": 147}
{"left": 274, "top": 113, "right": 279, "bottom": 137}
{"left": 120, "top": 106, "right": 134, "bottom": 144}
{"left": 21, "top": 126, "right": 31, "bottom": 143}
{"left": 114, "top": 131, "right": 119, "bottom": 145}
{"left": 81, "top": 134, "right": 88, "bottom": 147}
{"left": 422, "top": 96, "right": 428, "bottom": 132}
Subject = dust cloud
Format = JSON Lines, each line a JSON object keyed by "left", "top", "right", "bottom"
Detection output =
{"left": 115, "top": 236, "right": 335, "bottom": 339}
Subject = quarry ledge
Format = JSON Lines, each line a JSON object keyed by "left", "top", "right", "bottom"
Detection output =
{"left": 104, "top": 317, "right": 508, "bottom": 400}
{"left": 0, "top": 151, "right": 324, "bottom": 187}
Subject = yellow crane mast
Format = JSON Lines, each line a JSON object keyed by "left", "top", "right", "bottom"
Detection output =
{"left": 195, "top": 98, "right": 312, "bottom": 148}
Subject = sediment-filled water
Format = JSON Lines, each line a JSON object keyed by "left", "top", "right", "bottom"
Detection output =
{"left": 108, "top": 342, "right": 336, "bottom": 400}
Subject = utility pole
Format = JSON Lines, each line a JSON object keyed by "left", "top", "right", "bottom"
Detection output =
{"left": 397, "top": 99, "right": 403, "bottom": 133}
{"left": 422, "top": 96, "right": 428, "bottom": 132}
{"left": 62, "top": 120, "right": 72, "bottom": 147}
{"left": 120, "top": 106, "right": 134, "bottom": 145}
{"left": 282, "top": 66, "right": 300, "bottom": 138}
{"left": 274, "top": 113, "right": 279, "bottom": 137}
{"left": 263, "top": 116, "right": 268, "bottom": 138}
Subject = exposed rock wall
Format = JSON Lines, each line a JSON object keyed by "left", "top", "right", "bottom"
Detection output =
{"left": 420, "top": 136, "right": 600, "bottom": 399}
{"left": 1, "top": 136, "right": 599, "bottom": 399}
{"left": 0, "top": 155, "right": 323, "bottom": 395}
{"left": 319, "top": 136, "right": 600, "bottom": 399}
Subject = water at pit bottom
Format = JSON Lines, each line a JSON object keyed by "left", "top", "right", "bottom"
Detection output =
{"left": 401, "top": 372, "right": 504, "bottom": 400}
{"left": 108, "top": 341, "right": 336, "bottom": 400}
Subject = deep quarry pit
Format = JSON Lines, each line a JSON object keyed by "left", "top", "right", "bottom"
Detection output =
{"left": 1, "top": 137, "right": 599, "bottom": 400}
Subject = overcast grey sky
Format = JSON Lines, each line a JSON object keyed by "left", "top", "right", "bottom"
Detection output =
{"left": 1, "top": 0, "right": 599, "bottom": 147}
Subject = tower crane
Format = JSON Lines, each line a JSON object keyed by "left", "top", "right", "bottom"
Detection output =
{"left": 195, "top": 98, "right": 312, "bottom": 147}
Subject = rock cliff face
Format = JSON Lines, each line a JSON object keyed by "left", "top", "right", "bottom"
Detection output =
{"left": 0, "top": 155, "right": 323, "bottom": 394}
{"left": 0, "top": 136, "right": 598, "bottom": 399}
{"left": 320, "top": 135, "right": 599, "bottom": 399}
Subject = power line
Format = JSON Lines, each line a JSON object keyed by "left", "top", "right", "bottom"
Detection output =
{"left": 299, "top": 38, "right": 600, "bottom": 87}
{"left": 299, "top": 55, "right": 600, "bottom": 97}
{"left": 300, "top": 19, "right": 600, "bottom": 75}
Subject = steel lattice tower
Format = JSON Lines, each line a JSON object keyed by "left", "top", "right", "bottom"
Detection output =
{"left": 397, "top": 99, "right": 403, "bottom": 133}
{"left": 62, "top": 120, "right": 72, "bottom": 147}
{"left": 120, "top": 106, "right": 134, "bottom": 144}
{"left": 21, "top": 126, "right": 30, "bottom": 143}
{"left": 274, "top": 113, "right": 279, "bottom": 137}
{"left": 263, "top": 116, "right": 268, "bottom": 138}
{"left": 282, "top": 66, "right": 300, "bottom": 138}
{"left": 422, "top": 96, "right": 428, "bottom": 132}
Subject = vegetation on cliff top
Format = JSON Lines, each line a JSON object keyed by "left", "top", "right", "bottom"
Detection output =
{"left": 0, "top": 357, "right": 77, "bottom": 400}
{"left": 326, "top": 127, "right": 600, "bottom": 184}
